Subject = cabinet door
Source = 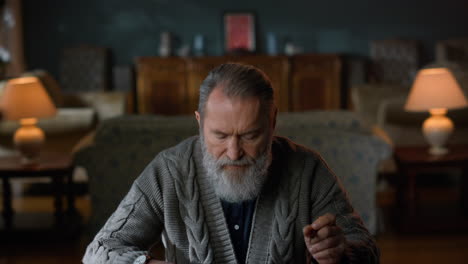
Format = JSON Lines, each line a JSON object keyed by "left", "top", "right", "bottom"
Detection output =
{"left": 290, "top": 55, "right": 342, "bottom": 111}
{"left": 187, "top": 57, "right": 228, "bottom": 113}
{"left": 231, "top": 56, "right": 290, "bottom": 112}
{"left": 136, "top": 57, "right": 187, "bottom": 115}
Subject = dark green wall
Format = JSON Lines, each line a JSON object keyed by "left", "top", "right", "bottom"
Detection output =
{"left": 23, "top": 0, "right": 468, "bottom": 82}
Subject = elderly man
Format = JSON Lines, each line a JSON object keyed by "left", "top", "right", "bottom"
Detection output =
{"left": 83, "top": 63, "right": 379, "bottom": 264}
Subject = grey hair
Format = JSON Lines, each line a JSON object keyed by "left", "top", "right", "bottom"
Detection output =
{"left": 197, "top": 63, "right": 274, "bottom": 119}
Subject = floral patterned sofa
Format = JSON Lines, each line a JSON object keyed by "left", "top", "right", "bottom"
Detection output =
{"left": 75, "top": 111, "right": 391, "bottom": 238}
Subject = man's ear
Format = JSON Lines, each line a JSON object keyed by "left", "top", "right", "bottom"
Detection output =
{"left": 195, "top": 111, "right": 201, "bottom": 127}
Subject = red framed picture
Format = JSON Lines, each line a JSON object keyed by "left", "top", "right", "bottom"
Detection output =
{"left": 224, "top": 12, "right": 256, "bottom": 54}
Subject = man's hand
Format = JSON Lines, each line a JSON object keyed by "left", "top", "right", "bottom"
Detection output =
{"left": 303, "top": 213, "right": 346, "bottom": 264}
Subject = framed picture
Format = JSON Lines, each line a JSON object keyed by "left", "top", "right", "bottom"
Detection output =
{"left": 223, "top": 12, "right": 256, "bottom": 54}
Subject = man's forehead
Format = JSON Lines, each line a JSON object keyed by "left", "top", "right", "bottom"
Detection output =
{"left": 205, "top": 87, "right": 260, "bottom": 111}
{"left": 202, "top": 88, "right": 267, "bottom": 129}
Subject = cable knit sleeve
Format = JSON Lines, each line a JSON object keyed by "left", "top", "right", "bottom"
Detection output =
{"left": 82, "top": 158, "right": 165, "bottom": 264}
{"left": 310, "top": 155, "right": 380, "bottom": 264}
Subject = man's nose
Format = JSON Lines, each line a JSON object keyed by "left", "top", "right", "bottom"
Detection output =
{"left": 226, "top": 137, "right": 243, "bottom": 160}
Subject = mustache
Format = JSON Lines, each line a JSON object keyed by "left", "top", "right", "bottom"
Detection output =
{"left": 216, "top": 156, "right": 255, "bottom": 167}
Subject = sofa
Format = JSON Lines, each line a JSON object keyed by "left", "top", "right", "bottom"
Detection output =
{"left": 75, "top": 111, "right": 391, "bottom": 239}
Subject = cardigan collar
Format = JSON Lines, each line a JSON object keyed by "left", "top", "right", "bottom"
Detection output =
{"left": 193, "top": 138, "right": 282, "bottom": 263}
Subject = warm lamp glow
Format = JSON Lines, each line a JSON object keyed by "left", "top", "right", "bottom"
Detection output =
{"left": 1, "top": 76, "right": 56, "bottom": 120}
{"left": 405, "top": 68, "right": 468, "bottom": 155}
{"left": 0, "top": 76, "right": 57, "bottom": 162}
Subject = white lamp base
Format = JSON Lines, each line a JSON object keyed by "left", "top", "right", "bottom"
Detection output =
{"left": 428, "top": 146, "right": 448, "bottom": 156}
{"left": 13, "top": 118, "right": 45, "bottom": 163}
{"left": 422, "top": 108, "right": 453, "bottom": 156}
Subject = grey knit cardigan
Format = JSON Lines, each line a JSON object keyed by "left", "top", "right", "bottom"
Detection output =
{"left": 83, "top": 136, "right": 379, "bottom": 264}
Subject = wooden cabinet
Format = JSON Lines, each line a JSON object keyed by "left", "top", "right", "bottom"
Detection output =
{"left": 136, "top": 57, "right": 187, "bottom": 115}
{"left": 290, "top": 54, "right": 342, "bottom": 111}
{"left": 136, "top": 54, "right": 342, "bottom": 115}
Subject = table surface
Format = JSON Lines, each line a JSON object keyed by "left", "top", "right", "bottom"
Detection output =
{"left": 0, "top": 151, "right": 77, "bottom": 230}
{"left": 0, "top": 152, "right": 73, "bottom": 175}
{"left": 394, "top": 145, "right": 468, "bottom": 165}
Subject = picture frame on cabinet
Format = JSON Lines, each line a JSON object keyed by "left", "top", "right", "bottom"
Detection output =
{"left": 223, "top": 11, "right": 256, "bottom": 54}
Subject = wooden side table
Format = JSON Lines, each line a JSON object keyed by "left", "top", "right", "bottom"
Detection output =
{"left": 0, "top": 152, "right": 76, "bottom": 229}
{"left": 394, "top": 145, "right": 468, "bottom": 218}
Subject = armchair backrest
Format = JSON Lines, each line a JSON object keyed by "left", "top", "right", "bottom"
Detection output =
{"left": 370, "top": 38, "right": 421, "bottom": 85}
{"left": 436, "top": 38, "right": 468, "bottom": 62}
{"left": 76, "top": 112, "right": 391, "bottom": 237}
{"left": 74, "top": 115, "right": 198, "bottom": 237}
{"left": 60, "top": 45, "right": 110, "bottom": 92}
{"left": 275, "top": 111, "right": 391, "bottom": 234}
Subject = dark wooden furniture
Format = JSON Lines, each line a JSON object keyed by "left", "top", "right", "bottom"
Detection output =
{"left": 0, "top": 153, "right": 75, "bottom": 229}
{"left": 136, "top": 54, "right": 343, "bottom": 115}
{"left": 394, "top": 145, "right": 468, "bottom": 231}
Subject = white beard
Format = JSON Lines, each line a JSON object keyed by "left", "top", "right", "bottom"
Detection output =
{"left": 200, "top": 135, "right": 272, "bottom": 203}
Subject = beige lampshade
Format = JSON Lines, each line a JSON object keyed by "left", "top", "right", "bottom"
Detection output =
{"left": 0, "top": 76, "right": 57, "bottom": 120}
{"left": 405, "top": 68, "right": 468, "bottom": 111}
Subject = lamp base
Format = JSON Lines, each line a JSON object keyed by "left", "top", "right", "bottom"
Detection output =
{"left": 423, "top": 108, "right": 453, "bottom": 156}
{"left": 13, "top": 118, "right": 44, "bottom": 163}
{"left": 429, "top": 146, "right": 448, "bottom": 156}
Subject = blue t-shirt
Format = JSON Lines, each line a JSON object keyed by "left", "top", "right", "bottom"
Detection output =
{"left": 221, "top": 198, "right": 257, "bottom": 264}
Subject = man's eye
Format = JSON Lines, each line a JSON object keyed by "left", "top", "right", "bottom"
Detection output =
{"left": 243, "top": 133, "right": 258, "bottom": 140}
{"left": 216, "top": 133, "right": 227, "bottom": 139}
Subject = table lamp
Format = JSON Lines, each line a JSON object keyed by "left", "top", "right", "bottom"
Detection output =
{"left": 405, "top": 67, "right": 468, "bottom": 155}
{"left": 0, "top": 76, "right": 57, "bottom": 162}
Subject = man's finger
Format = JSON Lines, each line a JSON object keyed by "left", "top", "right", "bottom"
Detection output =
{"left": 309, "top": 235, "right": 342, "bottom": 254}
{"left": 314, "top": 259, "right": 338, "bottom": 264}
{"left": 313, "top": 246, "right": 343, "bottom": 262}
{"left": 311, "top": 213, "right": 336, "bottom": 230}
{"left": 303, "top": 224, "right": 316, "bottom": 238}
{"left": 303, "top": 224, "right": 317, "bottom": 250}
{"left": 316, "top": 225, "right": 342, "bottom": 241}
{"left": 309, "top": 225, "right": 342, "bottom": 245}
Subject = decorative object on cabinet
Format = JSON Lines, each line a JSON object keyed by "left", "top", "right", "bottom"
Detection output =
{"left": 284, "top": 42, "right": 303, "bottom": 56}
{"left": 266, "top": 32, "right": 278, "bottom": 56}
{"left": 159, "top": 32, "right": 172, "bottom": 57}
{"left": 223, "top": 12, "right": 256, "bottom": 54}
{"left": 193, "top": 34, "right": 205, "bottom": 57}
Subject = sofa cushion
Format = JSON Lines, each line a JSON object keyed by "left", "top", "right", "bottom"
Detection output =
{"left": 63, "top": 91, "right": 127, "bottom": 121}
{"left": 0, "top": 107, "right": 95, "bottom": 135}
{"left": 277, "top": 110, "right": 372, "bottom": 133}
{"left": 351, "top": 83, "right": 410, "bottom": 125}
